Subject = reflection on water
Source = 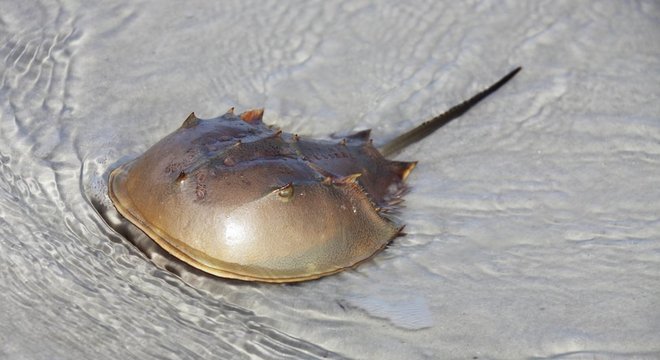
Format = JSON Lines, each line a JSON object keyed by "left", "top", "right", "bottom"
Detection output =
{"left": 2, "top": 0, "right": 660, "bottom": 359}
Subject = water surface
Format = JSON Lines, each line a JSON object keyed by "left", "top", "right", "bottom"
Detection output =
{"left": 1, "top": 1, "right": 659, "bottom": 358}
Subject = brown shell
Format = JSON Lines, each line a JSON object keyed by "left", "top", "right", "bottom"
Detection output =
{"left": 108, "top": 110, "right": 415, "bottom": 282}
{"left": 108, "top": 67, "right": 521, "bottom": 283}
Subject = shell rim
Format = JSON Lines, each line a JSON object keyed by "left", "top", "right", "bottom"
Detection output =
{"left": 107, "top": 163, "right": 397, "bottom": 283}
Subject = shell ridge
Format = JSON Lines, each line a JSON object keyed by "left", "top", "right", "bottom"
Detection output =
{"left": 239, "top": 108, "right": 265, "bottom": 124}
{"left": 181, "top": 112, "right": 199, "bottom": 128}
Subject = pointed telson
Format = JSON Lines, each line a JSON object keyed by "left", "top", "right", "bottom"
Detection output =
{"left": 378, "top": 67, "right": 521, "bottom": 157}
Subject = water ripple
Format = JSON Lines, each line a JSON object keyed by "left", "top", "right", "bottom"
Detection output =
{"left": 1, "top": 0, "right": 659, "bottom": 359}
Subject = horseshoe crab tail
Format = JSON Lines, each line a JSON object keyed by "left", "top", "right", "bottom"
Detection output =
{"left": 378, "top": 66, "right": 522, "bottom": 158}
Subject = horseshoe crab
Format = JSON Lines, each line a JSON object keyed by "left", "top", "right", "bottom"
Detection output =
{"left": 108, "top": 67, "right": 520, "bottom": 282}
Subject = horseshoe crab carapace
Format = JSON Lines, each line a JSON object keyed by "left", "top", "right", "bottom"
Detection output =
{"left": 108, "top": 67, "right": 521, "bottom": 282}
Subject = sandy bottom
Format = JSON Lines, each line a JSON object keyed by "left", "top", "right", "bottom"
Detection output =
{"left": 0, "top": 1, "right": 659, "bottom": 358}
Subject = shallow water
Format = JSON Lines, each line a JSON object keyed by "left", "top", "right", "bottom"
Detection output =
{"left": 1, "top": 0, "right": 660, "bottom": 358}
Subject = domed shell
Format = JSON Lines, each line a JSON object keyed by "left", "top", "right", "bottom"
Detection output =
{"left": 108, "top": 68, "right": 521, "bottom": 282}
{"left": 108, "top": 110, "right": 413, "bottom": 282}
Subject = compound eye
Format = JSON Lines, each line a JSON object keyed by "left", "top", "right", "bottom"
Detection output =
{"left": 276, "top": 183, "right": 294, "bottom": 201}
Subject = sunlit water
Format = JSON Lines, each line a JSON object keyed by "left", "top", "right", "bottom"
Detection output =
{"left": 1, "top": 1, "right": 659, "bottom": 359}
